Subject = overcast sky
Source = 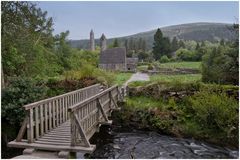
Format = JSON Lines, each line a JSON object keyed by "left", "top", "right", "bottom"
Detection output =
{"left": 37, "top": 1, "right": 239, "bottom": 40}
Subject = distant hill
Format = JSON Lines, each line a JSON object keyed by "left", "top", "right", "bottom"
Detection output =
{"left": 69, "top": 22, "right": 236, "bottom": 50}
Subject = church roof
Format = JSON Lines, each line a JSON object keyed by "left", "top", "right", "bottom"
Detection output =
{"left": 99, "top": 47, "right": 126, "bottom": 64}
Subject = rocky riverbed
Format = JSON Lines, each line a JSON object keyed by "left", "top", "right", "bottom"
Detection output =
{"left": 83, "top": 125, "right": 239, "bottom": 159}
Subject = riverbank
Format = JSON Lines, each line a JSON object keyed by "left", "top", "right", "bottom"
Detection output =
{"left": 113, "top": 81, "right": 239, "bottom": 149}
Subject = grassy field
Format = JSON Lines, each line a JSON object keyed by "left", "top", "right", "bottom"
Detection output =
{"left": 150, "top": 74, "right": 202, "bottom": 83}
{"left": 158, "top": 62, "right": 201, "bottom": 69}
{"left": 137, "top": 65, "right": 148, "bottom": 71}
{"left": 113, "top": 72, "right": 133, "bottom": 85}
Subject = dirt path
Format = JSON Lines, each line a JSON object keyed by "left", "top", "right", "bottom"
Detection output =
{"left": 123, "top": 72, "right": 149, "bottom": 87}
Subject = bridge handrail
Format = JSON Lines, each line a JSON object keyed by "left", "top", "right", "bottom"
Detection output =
{"left": 24, "top": 84, "right": 101, "bottom": 110}
{"left": 68, "top": 85, "right": 118, "bottom": 112}
{"left": 68, "top": 84, "right": 121, "bottom": 147}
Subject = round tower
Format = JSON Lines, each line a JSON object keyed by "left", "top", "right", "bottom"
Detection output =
{"left": 90, "top": 29, "right": 95, "bottom": 51}
{"left": 100, "top": 34, "right": 107, "bottom": 52}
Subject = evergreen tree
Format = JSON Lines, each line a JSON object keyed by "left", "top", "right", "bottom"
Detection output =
{"left": 152, "top": 28, "right": 172, "bottom": 59}
{"left": 113, "top": 39, "right": 119, "bottom": 47}
{"left": 195, "top": 42, "right": 200, "bottom": 50}
{"left": 220, "top": 39, "right": 225, "bottom": 46}
{"left": 152, "top": 28, "right": 164, "bottom": 60}
{"left": 171, "top": 36, "right": 179, "bottom": 51}
{"left": 201, "top": 41, "right": 206, "bottom": 47}
{"left": 179, "top": 40, "right": 185, "bottom": 48}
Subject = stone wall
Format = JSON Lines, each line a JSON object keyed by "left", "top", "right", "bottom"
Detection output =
{"left": 99, "top": 63, "right": 126, "bottom": 71}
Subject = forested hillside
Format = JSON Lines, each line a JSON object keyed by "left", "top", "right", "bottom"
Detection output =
{"left": 69, "top": 22, "right": 236, "bottom": 50}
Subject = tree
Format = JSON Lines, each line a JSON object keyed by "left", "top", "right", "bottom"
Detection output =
{"left": 152, "top": 28, "right": 171, "bottom": 60}
{"left": 220, "top": 39, "right": 225, "bottom": 46}
{"left": 195, "top": 42, "right": 200, "bottom": 50}
{"left": 179, "top": 40, "right": 185, "bottom": 48}
{"left": 1, "top": 1, "right": 60, "bottom": 78}
{"left": 113, "top": 38, "right": 119, "bottom": 47}
{"left": 171, "top": 36, "right": 179, "bottom": 51}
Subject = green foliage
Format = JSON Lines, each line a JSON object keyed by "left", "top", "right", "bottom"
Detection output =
{"left": 1, "top": 77, "right": 48, "bottom": 126}
{"left": 121, "top": 82, "right": 238, "bottom": 147}
{"left": 202, "top": 43, "right": 239, "bottom": 85}
{"left": 152, "top": 28, "right": 171, "bottom": 60}
{"left": 171, "top": 36, "right": 179, "bottom": 52}
{"left": 150, "top": 74, "right": 202, "bottom": 83}
{"left": 187, "top": 90, "right": 238, "bottom": 144}
{"left": 2, "top": 2, "right": 57, "bottom": 78}
{"left": 109, "top": 38, "right": 120, "bottom": 48}
{"left": 176, "top": 48, "right": 195, "bottom": 61}
{"left": 147, "top": 64, "right": 154, "bottom": 70}
{"left": 159, "top": 55, "right": 170, "bottom": 63}
{"left": 112, "top": 72, "right": 133, "bottom": 85}
{"left": 158, "top": 61, "right": 201, "bottom": 69}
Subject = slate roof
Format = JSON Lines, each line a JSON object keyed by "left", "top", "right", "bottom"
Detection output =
{"left": 99, "top": 47, "right": 126, "bottom": 64}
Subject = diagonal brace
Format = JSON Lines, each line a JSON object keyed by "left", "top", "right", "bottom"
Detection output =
{"left": 110, "top": 93, "right": 119, "bottom": 109}
{"left": 73, "top": 113, "right": 91, "bottom": 147}
{"left": 97, "top": 98, "right": 109, "bottom": 122}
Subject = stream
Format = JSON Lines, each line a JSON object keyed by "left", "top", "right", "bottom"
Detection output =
{"left": 82, "top": 125, "right": 239, "bottom": 159}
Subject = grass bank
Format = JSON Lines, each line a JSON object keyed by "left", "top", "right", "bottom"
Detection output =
{"left": 112, "top": 72, "right": 133, "bottom": 85}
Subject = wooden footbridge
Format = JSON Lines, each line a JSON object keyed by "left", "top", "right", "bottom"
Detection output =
{"left": 8, "top": 84, "right": 124, "bottom": 155}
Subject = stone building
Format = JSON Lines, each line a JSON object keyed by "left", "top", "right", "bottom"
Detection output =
{"left": 99, "top": 47, "right": 127, "bottom": 71}
{"left": 89, "top": 29, "right": 95, "bottom": 51}
{"left": 126, "top": 57, "right": 138, "bottom": 71}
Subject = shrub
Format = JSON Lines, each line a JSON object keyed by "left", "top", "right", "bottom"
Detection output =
{"left": 147, "top": 64, "right": 154, "bottom": 70}
{"left": 176, "top": 48, "right": 195, "bottom": 61}
{"left": 202, "top": 45, "right": 239, "bottom": 85}
{"left": 1, "top": 77, "right": 48, "bottom": 126}
{"left": 159, "top": 55, "right": 170, "bottom": 63}
{"left": 187, "top": 90, "right": 238, "bottom": 143}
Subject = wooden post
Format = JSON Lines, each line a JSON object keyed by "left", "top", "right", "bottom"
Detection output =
{"left": 44, "top": 104, "right": 48, "bottom": 132}
{"left": 49, "top": 102, "right": 52, "bottom": 130}
{"left": 35, "top": 107, "right": 39, "bottom": 139}
{"left": 70, "top": 112, "right": 76, "bottom": 146}
{"left": 27, "top": 109, "right": 34, "bottom": 143}
{"left": 40, "top": 105, "right": 44, "bottom": 135}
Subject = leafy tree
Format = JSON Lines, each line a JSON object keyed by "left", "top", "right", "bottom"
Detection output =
{"left": 1, "top": 1, "right": 59, "bottom": 78}
{"left": 176, "top": 48, "right": 194, "bottom": 61}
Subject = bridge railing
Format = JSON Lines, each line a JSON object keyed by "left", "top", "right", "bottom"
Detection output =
{"left": 68, "top": 85, "right": 120, "bottom": 147}
{"left": 16, "top": 84, "right": 101, "bottom": 143}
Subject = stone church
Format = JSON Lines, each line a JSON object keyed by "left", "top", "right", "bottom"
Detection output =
{"left": 89, "top": 30, "right": 137, "bottom": 71}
